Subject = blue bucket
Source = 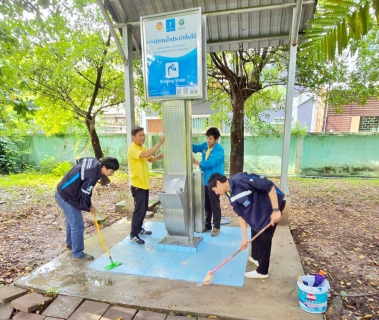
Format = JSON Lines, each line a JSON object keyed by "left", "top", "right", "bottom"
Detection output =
{"left": 297, "top": 275, "right": 330, "bottom": 314}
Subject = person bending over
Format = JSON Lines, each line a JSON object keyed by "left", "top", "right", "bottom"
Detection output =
{"left": 56, "top": 157, "right": 119, "bottom": 261}
{"left": 208, "top": 172, "right": 286, "bottom": 279}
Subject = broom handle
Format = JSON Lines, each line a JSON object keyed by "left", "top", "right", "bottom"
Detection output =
{"left": 92, "top": 212, "right": 112, "bottom": 259}
{"left": 210, "top": 222, "right": 272, "bottom": 274}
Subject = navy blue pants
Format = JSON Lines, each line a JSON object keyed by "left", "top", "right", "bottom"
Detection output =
{"left": 251, "top": 224, "right": 277, "bottom": 275}
{"left": 55, "top": 192, "right": 85, "bottom": 259}
{"left": 204, "top": 186, "right": 221, "bottom": 229}
{"left": 130, "top": 186, "right": 149, "bottom": 238}
{"left": 250, "top": 201, "right": 286, "bottom": 275}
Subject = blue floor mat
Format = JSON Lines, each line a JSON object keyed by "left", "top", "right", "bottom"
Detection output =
{"left": 87, "top": 221, "right": 248, "bottom": 286}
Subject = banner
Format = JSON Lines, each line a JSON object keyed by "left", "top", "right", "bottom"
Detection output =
{"left": 141, "top": 8, "right": 203, "bottom": 101}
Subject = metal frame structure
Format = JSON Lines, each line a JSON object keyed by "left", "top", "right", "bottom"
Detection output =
{"left": 96, "top": 0, "right": 316, "bottom": 216}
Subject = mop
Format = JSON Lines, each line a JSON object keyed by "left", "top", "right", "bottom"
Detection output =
{"left": 92, "top": 212, "right": 122, "bottom": 270}
{"left": 203, "top": 222, "right": 271, "bottom": 284}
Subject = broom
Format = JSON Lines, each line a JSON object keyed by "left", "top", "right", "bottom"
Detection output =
{"left": 92, "top": 212, "right": 122, "bottom": 270}
{"left": 203, "top": 222, "right": 271, "bottom": 284}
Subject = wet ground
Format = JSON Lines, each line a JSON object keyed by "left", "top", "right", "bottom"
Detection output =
{"left": 14, "top": 216, "right": 322, "bottom": 320}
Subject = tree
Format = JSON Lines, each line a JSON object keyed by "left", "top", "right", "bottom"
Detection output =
{"left": 296, "top": 23, "right": 379, "bottom": 112}
{"left": 330, "top": 24, "right": 379, "bottom": 105}
{"left": 207, "top": 49, "right": 287, "bottom": 174}
{"left": 301, "top": 0, "right": 379, "bottom": 62}
{"left": 1, "top": 0, "right": 125, "bottom": 160}
{"left": 0, "top": 1, "right": 40, "bottom": 138}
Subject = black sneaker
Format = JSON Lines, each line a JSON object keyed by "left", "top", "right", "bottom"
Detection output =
{"left": 67, "top": 245, "right": 72, "bottom": 250}
{"left": 203, "top": 226, "right": 212, "bottom": 232}
{"left": 139, "top": 228, "right": 152, "bottom": 235}
{"left": 72, "top": 253, "right": 94, "bottom": 261}
{"left": 130, "top": 236, "right": 145, "bottom": 244}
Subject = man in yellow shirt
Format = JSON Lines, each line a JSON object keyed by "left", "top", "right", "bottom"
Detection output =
{"left": 127, "top": 126, "right": 165, "bottom": 244}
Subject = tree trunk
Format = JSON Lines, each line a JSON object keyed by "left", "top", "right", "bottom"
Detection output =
{"left": 229, "top": 96, "right": 245, "bottom": 175}
{"left": 85, "top": 117, "right": 103, "bottom": 160}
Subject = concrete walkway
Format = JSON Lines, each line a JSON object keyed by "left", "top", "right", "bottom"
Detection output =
{"left": 14, "top": 215, "right": 323, "bottom": 320}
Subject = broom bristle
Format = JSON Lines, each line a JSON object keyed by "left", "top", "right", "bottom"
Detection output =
{"left": 203, "top": 271, "right": 213, "bottom": 285}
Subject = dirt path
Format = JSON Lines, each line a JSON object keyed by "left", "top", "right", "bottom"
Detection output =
{"left": 0, "top": 176, "right": 378, "bottom": 319}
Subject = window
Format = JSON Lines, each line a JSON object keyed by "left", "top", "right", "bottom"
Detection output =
{"left": 359, "top": 116, "right": 379, "bottom": 132}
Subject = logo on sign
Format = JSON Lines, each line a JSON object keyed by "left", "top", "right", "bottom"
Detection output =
{"left": 156, "top": 21, "right": 163, "bottom": 30}
{"left": 166, "top": 18, "right": 175, "bottom": 32}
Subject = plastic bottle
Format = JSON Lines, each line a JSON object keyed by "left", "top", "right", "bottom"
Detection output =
{"left": 313, "top": 270, "right": 325, "bottom": 287}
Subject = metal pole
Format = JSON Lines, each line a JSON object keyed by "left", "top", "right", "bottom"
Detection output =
{"left": 186, "top": 101, "right": 194, "bottom": 243}
{"left": 280, "top": 4, "right": 301, "bottom": 195}
{"left": 290, "top": 0, "right": 303, "bottom": 46}
{"left": 96, "top": 0, "right": 128, "bottom": 66}
{"left": 122, "top": 25, "right": 135, "bottom": 147}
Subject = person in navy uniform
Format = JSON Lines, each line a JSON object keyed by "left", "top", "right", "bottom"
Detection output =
{"left": 55, "top": 157, "right": 119, "bottom": 261}
{"left": 208, "top": 172, "right": 286, "bottom": 279}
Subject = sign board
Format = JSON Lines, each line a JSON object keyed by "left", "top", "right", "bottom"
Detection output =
{"left": 141, "top": 8, "right": 203, "bottom": 101}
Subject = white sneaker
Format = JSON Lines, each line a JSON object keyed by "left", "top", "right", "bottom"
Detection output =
{"left": 244, "top": 270, "right": 268, "bottom": 279}
{"left": 248, "top": 256, "right": 259, "bottom": 266}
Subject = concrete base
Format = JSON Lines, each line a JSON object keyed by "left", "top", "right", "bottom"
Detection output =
{"left": 14, "top": 216, "right": 322, "bottom": 320}
{"left": 157, "top": 235, "right": 203, "bottom": 252}
{"left": 278, "top": 195, "right": 290, "bottom": 226}
{"left": 115, "top": 197, "right": 160, "bottom": 215}
{"left": 114, "top": 190, "right": 135, "bottom": 216}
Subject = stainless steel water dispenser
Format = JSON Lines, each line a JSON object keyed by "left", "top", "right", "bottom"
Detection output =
{"left": 158, "top": 100, "right": 204, "bottom": 247}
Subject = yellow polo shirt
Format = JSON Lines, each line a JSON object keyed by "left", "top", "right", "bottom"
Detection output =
{"left": 127, "top": 142, "right": 150, "bottom": 190}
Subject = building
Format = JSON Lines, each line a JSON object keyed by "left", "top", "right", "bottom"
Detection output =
{"left": 140, "top": 100, "right": 218, "bottom": 133}
{"left": 323, "top": 98, "right": 379, "bottom": 133}
{"left": 97, "top": 105, "right": 127, "bottom": 133}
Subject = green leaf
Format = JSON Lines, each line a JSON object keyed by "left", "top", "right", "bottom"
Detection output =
{"left": 373, "top": 0, "right": 379, "bottom": 23}
{"left": 359, "top": 2, "right": 370, "bottom": 35}
{"left": 340, "top": 290, "right": 348, "bottom": 298}
{"left": 331, "top": 0, "right": 357, "bottom": 6}
{"left": 304, "top": 28, "right": 329, "bottom": 34}
{"left": 322, "top": 4, "right": 350, "bottom": 13}
{"left": 337, "top": 23, "right": 343, "bottom": 55}
{"left": 349, "top": 11, "right": 361, "bottom": 40}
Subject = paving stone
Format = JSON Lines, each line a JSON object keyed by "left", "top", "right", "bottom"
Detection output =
{"left": 0, "top": 302, "right": 14, "bottom": 319}
{"left": 12, "top": 312, "right": 46, "bottom": 320}
{"left": 0, "top": 286, "right": 27, "bottom": 304}
{"left": 44, "top": 318, "right": 64, "bottom": 320}
{"left": 145, "top": 210, "right": 154, "bottom": 218}
{"left": 67, "top": 300, "right": 109, "bottom": 320}
{"left": 148, "top": 199, "right": 160, "bottom": 211}
{"left": 166, "top": 315, "right": 190, "bottom": 320}
{"left": 85, "top": 214, "right": 107, "bottom": 224}
{"left": 115, "top": 200, "right": 127, "bottom": 213}
{"left": 100, "top": 306, "right": 137, "bottom": 320}
{"left": 11, "top": 293, "right": 51, "bottom": 314}
{"left": 134, "top": 310, "right": 166, "bottom": 320}
{"left": 42, "top": 295, "right": 84, "bottom": 318}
